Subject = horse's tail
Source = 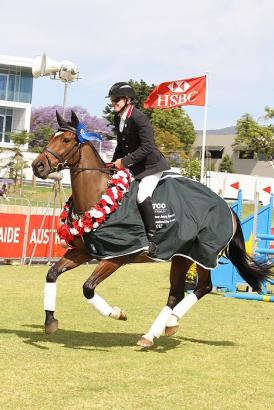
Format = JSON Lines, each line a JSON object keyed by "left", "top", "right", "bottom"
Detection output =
{"left": 225, "top": 210, "right": 274, "bottom": 292}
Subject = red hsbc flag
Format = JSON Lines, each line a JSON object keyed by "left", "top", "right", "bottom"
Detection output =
{"left": 144, "top": 75, "right": 206, "bottom": 109}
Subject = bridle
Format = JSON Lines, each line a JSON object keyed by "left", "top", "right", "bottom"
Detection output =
{"left": 44, "top": 142, "right": 81, "bottom": 172}
{"left": 43, "top": 129, "right": 115, "bottom": 175}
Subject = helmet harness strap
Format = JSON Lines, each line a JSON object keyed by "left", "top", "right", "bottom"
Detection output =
{"left": 116, "top": 97, "right": 131, "bottom": 115}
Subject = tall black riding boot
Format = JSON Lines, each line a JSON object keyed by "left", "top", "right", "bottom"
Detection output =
{"left": 138, "top": 197, "right": 158, "bottom": 258}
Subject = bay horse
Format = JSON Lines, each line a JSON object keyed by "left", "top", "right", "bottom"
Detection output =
{"left": 32, "top": 111, "right": 273, "bottom": 348}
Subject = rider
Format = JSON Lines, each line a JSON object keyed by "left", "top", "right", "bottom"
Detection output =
{"left": 107, "top": 82, "right": 170, "bottom": 257}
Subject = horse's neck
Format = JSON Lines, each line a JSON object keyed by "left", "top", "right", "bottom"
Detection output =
{"left": 70, "top": 143, "right": 108, "bottom": 213}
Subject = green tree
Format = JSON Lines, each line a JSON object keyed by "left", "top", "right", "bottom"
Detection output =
{"left": 10, "top": 130, "right": 34, "bottom": 147}
{"left": 153, "top": 127, "right": 186, "bottom": 166}
{"left": 219, "top": 154, "right": 234, "bottom": 173}
{"left": 29, "top": 126, "right": 54, "bottom": 152}
{"left": 264, "top": 106, "right": 274, "bottom": 120}
{"left": 151, "top": 108, "right": 196, "bottom": 153}
{"left": 8, "top": 131, "right": 33, "bottom": 191}
{"left": 233, "top": 113, "right": 274, "bottom": 159}
{"left": 181, "top": 157, "right": 201, "bottom": 179}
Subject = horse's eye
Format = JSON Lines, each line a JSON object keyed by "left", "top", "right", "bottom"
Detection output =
{"left": 63, "top": 138, "right": 70, "bottom": 143}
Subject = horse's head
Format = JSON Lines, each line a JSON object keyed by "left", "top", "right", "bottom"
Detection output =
{"left": 32, "top": 111, "right": 80, "bottom": 179}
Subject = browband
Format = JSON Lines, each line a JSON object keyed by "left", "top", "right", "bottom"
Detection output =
{"left": 58, "top": 126, "right": 76, "bottom": 134}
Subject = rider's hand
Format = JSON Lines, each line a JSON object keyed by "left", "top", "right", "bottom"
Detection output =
{"left": 114, "top": 159, "right": 123, "bottom": 168}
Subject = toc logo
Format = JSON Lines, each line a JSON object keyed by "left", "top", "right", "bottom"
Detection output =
{"left": 152, "top": 203, "right": 166, "bottom": 210}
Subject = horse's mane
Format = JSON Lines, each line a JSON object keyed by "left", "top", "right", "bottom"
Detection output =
{"left": 86, "top": 141, "right": 106, "bottom": 166}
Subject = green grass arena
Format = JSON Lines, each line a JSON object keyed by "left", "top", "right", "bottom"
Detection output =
{"left": 1, "top": 263, "right": 273, "bottom": 409}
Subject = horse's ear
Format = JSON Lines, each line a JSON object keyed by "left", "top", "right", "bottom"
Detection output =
{"left": 56, "top": 111, "right": 67, "bottom": 128}
{"left": 71, "top": 111, "right": 79, "bottom": 129}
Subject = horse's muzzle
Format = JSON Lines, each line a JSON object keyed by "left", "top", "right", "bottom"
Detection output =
{"left": 32, "top": 160, "right": 48, "bottom": 179}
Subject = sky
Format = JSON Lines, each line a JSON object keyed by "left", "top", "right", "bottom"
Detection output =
{"left": 1, "top": 0, "right": 274, "bottom": 130}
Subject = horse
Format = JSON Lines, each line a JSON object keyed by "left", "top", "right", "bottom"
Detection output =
{"left": 32, "top": 111, "right": 274, "bottom": 348}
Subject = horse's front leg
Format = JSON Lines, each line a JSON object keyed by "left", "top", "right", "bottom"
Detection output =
{"left": 44, "top": 248, "right": 91, "bottom": 334}
{"left": 83, "top": 257, "right": 128, "bottom": 321}
{"left": 137, "top": 256, "right": 192, "bottom": 347}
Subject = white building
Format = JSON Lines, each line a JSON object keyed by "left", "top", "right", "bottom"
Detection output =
{"left": 0, "top": 55, "right": 34, "bottom": 150}
{"left": 193, "top": 132, "right": 274, "bottom": 178}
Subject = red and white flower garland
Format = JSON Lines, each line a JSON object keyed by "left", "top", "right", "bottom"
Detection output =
{"left": 57, "top": 168, "right": 132, "bottom": 245}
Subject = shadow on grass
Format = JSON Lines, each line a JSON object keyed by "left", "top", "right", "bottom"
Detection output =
{"left": 177, "top": 336, "right": 236, "bottom": 346}
{"left": 0, "top": 324, "right": 182, "bottom": 353}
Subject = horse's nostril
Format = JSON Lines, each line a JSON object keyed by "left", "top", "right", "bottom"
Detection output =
{"left": 37, "top": 161, "right": 44, "bottom": 171}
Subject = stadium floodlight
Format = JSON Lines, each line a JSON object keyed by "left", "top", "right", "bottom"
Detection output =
{"left": 32, "top": 53, "right": 79, "bottom": 115}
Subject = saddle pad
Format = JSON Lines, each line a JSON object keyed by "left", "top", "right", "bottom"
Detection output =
{"left": 83, "top": 171, "right": 233, "bottom": 268}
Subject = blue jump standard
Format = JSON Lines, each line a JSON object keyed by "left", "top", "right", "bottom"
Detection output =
{"left": 224, "top": 293, "right": 274, "bottom": 302}
{"left": 256, "top": 234, "right": 274, "bottom": 240}
{"left": 256, "top": 248, "right": 274, "bottom": 255}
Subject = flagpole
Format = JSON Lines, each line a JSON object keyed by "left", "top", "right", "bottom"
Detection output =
{"left": 200, "top": 72, "right": 209, "bottom": 183}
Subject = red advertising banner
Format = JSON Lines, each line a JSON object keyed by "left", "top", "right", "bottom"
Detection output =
{"left": 26, "top": 215, "right": 65, "bottom": 258}
{"left": 0, "top": 213, "right": 26, "bottom": 258}
{"left": 144, "top": 75, "right": 206, "bottom": 109}
{"left": 0, "top": 213, "right": 66, "bottom": 259}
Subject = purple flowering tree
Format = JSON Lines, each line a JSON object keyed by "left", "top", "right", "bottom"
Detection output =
{"left": 30, "top": 105, "right": 114, "bottom": 153}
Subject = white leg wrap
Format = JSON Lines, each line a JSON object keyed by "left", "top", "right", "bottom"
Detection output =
{"left": 87, "top": 293, "right": 114, "bottom": 317}
{"left": 143, "top": 306, "right": 172, "bottom": 342}
{"left": 44, "top": 282, "right": 56, "bottom": 311}
{"left": 166, "top": 314, "right": 179, "bottom": 327}
{"left": 172, "top": 293, "right": 198, "bottom": 319}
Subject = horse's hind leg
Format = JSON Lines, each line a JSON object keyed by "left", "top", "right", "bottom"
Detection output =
{"left": 137, "top": 256, "right": 192, "bottom": 347}
{"left": 44, "top": 248, "right": 91, "bottom": 334}
{"left": 165, "top": 264, "right": 212, "bottom": 337}
{"left": 194, "top": 265, "right": 212, "bottom": 300}
{"left": 165, "top": 256, "right": 193, "bottom": 336}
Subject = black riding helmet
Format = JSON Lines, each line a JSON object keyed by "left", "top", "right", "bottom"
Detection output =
{"left": 107, "top": 82, "right": 136, "bottom": 99}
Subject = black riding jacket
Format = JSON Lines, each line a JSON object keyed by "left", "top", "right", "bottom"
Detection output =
{"left": 112, "top": 106, "right": 170, "bottom": 179}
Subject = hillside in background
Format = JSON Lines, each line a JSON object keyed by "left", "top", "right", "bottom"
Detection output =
{"left": 196, "top": 126, "right": 235, "bottom": 135}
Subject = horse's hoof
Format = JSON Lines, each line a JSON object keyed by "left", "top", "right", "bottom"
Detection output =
{"left": 45, "top": 319, "right": 58, "bottom": 334}
{"left": 118, "top": 309, "right": 127, "bottom": 321}
{"left": 136, "top": 336, "right": 154, "bottom": 348}
{"left": 165, "top": 325, "right": 179, "bottom": 337}
{"left": 111, "top": 307, "right": 127, "bottom": 321}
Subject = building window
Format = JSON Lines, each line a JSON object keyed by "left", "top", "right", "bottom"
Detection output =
{"left": 0, "top": 108, "right": 13, "bottom": 143}
{"left": 4, "top": 116, "right": 12, "bottom": 142}
{"left": 0, "top": 74, "right": 8, "bottom": 100}
{"left": 207, "top": 149, "right": 224, "bottom": 159}
{"left": 0, "top": 65, "right": 33, "bottom": 103}
{"left": 239, "top": 151, "right": 254, "bottom": 159}
{"left": 8, "top": 74, "right": 15, "bottom": 101}
{"left": 19, "top": 70, "right": 33, "bottom": 103}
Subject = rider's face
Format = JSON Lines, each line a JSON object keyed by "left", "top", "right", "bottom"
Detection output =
{"left": 111, "top": 97, "right": 127, "bottom": 112}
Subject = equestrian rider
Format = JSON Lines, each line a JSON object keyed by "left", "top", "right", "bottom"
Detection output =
{"left": 107, "top": 82, "right": 170, "bottom": 257}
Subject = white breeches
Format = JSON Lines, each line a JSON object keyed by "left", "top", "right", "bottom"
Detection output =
{"left": 136, "top": 172, "right": 163, "bottom": 204}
